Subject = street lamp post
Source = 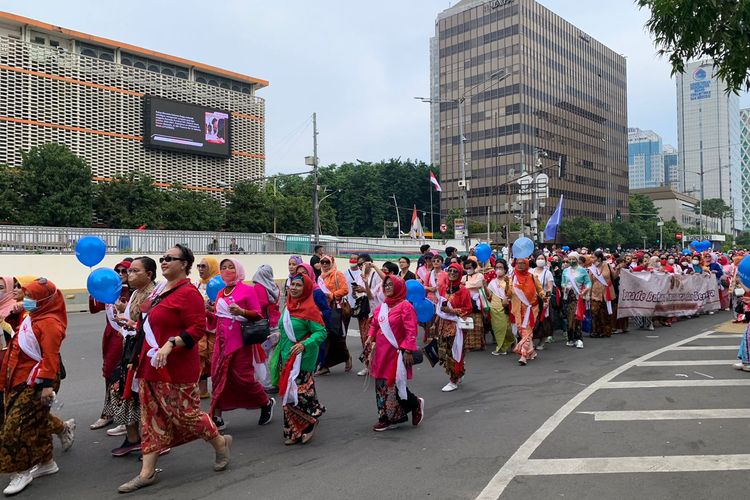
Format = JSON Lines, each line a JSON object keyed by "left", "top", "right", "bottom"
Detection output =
{"left": 416, "top": 69, "right": 510, "bottom": 252}
{"left": 315, "top": 188, "right": 340, "bottom": 237}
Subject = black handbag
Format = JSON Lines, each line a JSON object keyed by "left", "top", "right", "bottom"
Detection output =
{"left": 352, "top": 296, "right": 370, "bottom": 318}
{"left": 409, "top": 349, "right": 423, "bottom": 365}
{"left": 327, "top": 308, "right": 344, "bottom": 338}
{"left": 422, "top": 338, "right": 439, "bottom": 367}
{"left": 241, "top": 318, "right": 271, "bottom": 345}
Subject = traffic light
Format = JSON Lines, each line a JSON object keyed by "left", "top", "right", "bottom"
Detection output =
{"left": 615, "top": 209, "right": 622, "bottom": 223}
{"left": 558, "top": 154, "right": 567, "bottom": 178}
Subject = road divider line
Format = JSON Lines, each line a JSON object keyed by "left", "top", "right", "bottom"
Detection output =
{"left": 577, "top": 409, "right": 750, "bottom": 421}
{"left": 637, "top": 360, "right": 735, "bottom": 366}
{"left": 704, "top": 334, "right": 742, "bottom": 339}
{"left": 672, "top": 346, "right": 737, "bottom": 351}
{"left": 475, "top": 330, "right": 716, "bottom": 500}
{"left": 515, "top": 454, "right": 750, "bottom": 476}
{"left": 602, "top": 379, "right": 750, "bottom": 389}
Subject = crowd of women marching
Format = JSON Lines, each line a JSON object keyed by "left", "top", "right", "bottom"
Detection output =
{"left": 0, "top": 240, "right": 748, "bottom": 495}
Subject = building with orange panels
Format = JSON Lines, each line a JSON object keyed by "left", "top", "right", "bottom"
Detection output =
{"left": 0, "top": 12, "right": 268, "bottom": 193}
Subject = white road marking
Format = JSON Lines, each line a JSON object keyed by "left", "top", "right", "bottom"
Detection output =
{"left": 577, "top": 408, "right": 750, "bottom": 421}
{"left": 514, "top": 454, "right": 750, "bottom": 475}
{"left": 475, "top": 330, "right": 716, "bottom": 500}
{"left": 637, "top": 360, "right": 735, "bottom": 366}
{"left": 693, "top": 371, "right": 714, "bottom": 379}
{"left": 602, "top": 379, "right": 750, "bottom": 389}
{"left": 704, "top": 334, "right": 742, "bottom": 339}
{"left": 672, "top": 346, "right": 737, "bottom": 350}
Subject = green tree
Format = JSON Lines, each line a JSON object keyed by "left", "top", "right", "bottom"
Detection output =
{"left": 559, "top": 216, "right": 595, "bottom": 247}
{"left": 225, "top": 181, "right": 272, "bottom": 233}
{"left": 700, "top": 198, "right": 732, "bottom": 219}
{"left": 637, "top": 0, "right": 750, "bottom": 93}
{"left": 160, "top": 186, "right": 225, "bottom": 231}
{"left": 0, "top": 165, "right": 20, "bottom": 224}
{"left": 17, "top": 144, "right": 93, "bottom": 227}
{"left": 94, "top": 172, "right": 167, "bottom": 229}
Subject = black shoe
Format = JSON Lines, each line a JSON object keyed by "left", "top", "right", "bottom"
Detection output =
{"left": 111, "top": 438, "right": 141, "bottom": 457}
{"left": 258, "top": 398, "right": 275, "bottom": 426}
{"left": 212, "top": 416, "right": 227, "bottom": 431}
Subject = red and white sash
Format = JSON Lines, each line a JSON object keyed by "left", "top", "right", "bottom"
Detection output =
{"left": 105, "top": 304, "right": 123, "bottom": 334}
{"left": 18, "top": 316, "right": 42, "bottom": 386}
{"left": 567, "top": 270, "right": 587, "bottom": 321}
{"left": 512, "top": 275, "right": 535, "bottom": 329}
{"left": 317, "top": 277, "right": 332, "bottom": 297}
{"left": 436, "top": 296, "right": 464, "bottom": 374}
{"left": 488, "top": 279, "right": 507, "bottom": 302}
{"left": 377, "top": 304, "right": 407, "bottom": 400}
{"left": 589, "top": 264, "right": 614, "bottom": 314}
{"left": 280, "top": 310, "right": 302, "bottom": 406}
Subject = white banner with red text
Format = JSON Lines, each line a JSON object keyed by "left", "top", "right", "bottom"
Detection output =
{"left": 617, "top": 271, "right": 721, "bottom": 318}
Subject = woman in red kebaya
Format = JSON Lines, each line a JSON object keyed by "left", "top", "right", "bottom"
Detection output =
{"left": 118, "top": 245, "right": 230, "bottom": 494}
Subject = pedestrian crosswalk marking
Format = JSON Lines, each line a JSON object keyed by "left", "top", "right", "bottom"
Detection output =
{"left": 577, "top": 409, "right": 750, "bottom": 421}
{"left": 515, "top": 455, "right": 750, "bottom": 476}
{"left": 672, "top": 346, "right": 737, "bottom": 350}
{"left": 637, "top": 360, "right": 735, "bottom": 366}
{"left": 602, "top": 379, "right": 750, "bottom": 389}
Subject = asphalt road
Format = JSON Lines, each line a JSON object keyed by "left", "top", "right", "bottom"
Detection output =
{"left": 8, "top": 310, "right": 743, "bottom": 500}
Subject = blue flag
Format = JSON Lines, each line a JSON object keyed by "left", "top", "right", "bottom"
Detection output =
{"left": 544, "top": 195, "right": 564, "bottom": 242}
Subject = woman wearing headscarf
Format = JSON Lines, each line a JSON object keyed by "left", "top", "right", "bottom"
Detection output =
{"left": 285, "top": 256, "right": 304, "bottom": 296}
{"left": 109, "top": 257, "right": 157, "bottom": 457}
{"left": 209, "top": 259, "right": 275, "bottom": 431}
{"left": 295, "top": 263, "right": 332, "bottom": 326}
{"left": 0, "top": 278, "right": 75, "bottom": 496}
{"left": 118, "top": 245, "right": 230, "bottom": 493}
{"left": 462, "top": 258, "right": 487, "bottom": 351}
{"left": 195, "top": 257, "right": 220, "bottom": 399}
{"left": 487, "top": 259, "right": 514, "bottom": 355}
{"left": 532, "top": 255, "right": 555, "bottom": 348}
{"left": 315, "top": 255, "right": 352, "bottom": 375}
{"left": 252, "top": 264, "right": 282, "bottom": 362}
{"left": 0, "top": 276, "right": 22, "bottom": 347}
{"left": 434, "top": 263, "right": 472, "bottom": 392}
{"left": 511, "top": 258, "right": 545, "bottom": 366}
{"left": 365, "top": 276, "right": 424, "bottom": 431}
{"left": 88, "top": 260, "right": 131, "bottom": 432}
{"left": 548, "top": 255, "right": 567, "bottom": 337}
{"left": 269, "top": 274, "right": 327, "bottom": 445}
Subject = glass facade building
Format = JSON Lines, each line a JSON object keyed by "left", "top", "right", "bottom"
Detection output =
{"left": 741, "top": 109, "right": 750, "bottom": 229}
{"left": 430, "top": 0, "right": 628, "bottom": 239}
{"left": 662, "top": 144, "right": 679, "bottom": 191}
{"left": 627, "top": 128, "right": 664, "bottom": 190}
{"left": 676, "top": 59, "right": 742, "bottom": 231}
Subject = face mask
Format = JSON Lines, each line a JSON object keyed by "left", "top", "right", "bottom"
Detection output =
{"left": 22, "top": 297, "right": 37, "bottom": 312}
{"left": 536, "top": 259, "right": 545, "bottom": 267}
{"left": 349, "top": 259, "right": 358, "bottom": 265}
{"left": 495, "top": 268, "right": 506, "bottom": 276}
{"left": 692, "top": 260, "right": 699, "bottom": 266}
{"left": 667, "top": 259, "right": 675, "bottom": 264}
{"left": 569, "top": 260, "right": 578, "bottom": 267}
{"left": 466, "top": 269, "right": 474, "bottom": 276}
{"left": 221, "top": 269, "right": 238, "bottom": 283}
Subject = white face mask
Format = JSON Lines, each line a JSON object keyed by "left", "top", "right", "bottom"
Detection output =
{"left": 536, "top": 259, "right": 545, "bottom": 267}
{"left": 466, "top": 269, "right": 474, "bottom": 276}
{"left": 667, "top": 259, "right": 675, "bottom": 264}
{"left": 692, "top": 260, "right": 700, "bottom": 265}
{"left": 495, "top": 268, "right": 506, "bottom": 277}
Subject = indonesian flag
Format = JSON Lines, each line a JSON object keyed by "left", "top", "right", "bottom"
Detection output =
{"left": 429, "top": 171, "right": 442, "bottom": 192}
{"left": 409, "top": 206, "right": 425, "bottom": 238}
{"left": 136, "top": 224, "right": 147, "bottom": 231}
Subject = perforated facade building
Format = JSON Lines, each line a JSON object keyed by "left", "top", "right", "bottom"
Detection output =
{"left": 0, "top": 12, "right": 267, "bottom": 194}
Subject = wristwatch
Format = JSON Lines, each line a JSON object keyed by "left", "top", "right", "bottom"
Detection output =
{"left": 168, "top": 337, "right": 177, "bottom": 347}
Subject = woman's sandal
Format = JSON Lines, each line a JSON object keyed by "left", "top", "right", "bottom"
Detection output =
{"left": 314, "top": 367, "right": 331, "bottom": 376}
{"left": 301, "top": 422, "right": 318, "bottom": 444}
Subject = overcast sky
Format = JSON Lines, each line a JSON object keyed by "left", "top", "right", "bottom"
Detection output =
{"left": 4, "top": 0, "right": 748, "bottom": 175}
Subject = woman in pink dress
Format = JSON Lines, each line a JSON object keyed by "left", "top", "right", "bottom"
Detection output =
{"left": 209, "top": 259, "right": 275, "bottom": 431}
{"left": 365, "top": 276, "right": 425, "bottom": 432}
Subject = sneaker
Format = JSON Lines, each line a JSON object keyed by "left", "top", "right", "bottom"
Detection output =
{"left": 518, "top": 357, "right": 527, "bottom": 366}
{"left": 566, "top": 341, "right": 575, "bottom": 347}
{"left": 536, "top": 343, "right": 545, "bottom": 351}
{"left": 733, "top": 362, "right": 745, "bottom": 370}
{"left": 4, "top": 471, "right": 33, "bottom": 496}
{"left": 490, "top": 350, "right": 501, "bottom": 356}
{"left": 545, "top": 336, "right": 554, "bottom": 344}
{"left": 212, "top": 416, "right": 227, "bottom": 432}
{"left": 575, "top": 340, "right": 584, "bottom": 349}
{"left": 214, "top": 434, "right": 232, "bottom": 472}
{"left": 500, "top": 351, "right": 508, "bottom": 355}
{"left": 58, "top": 419, "right": 75, "bottom": 452}
{"left": 258, "top": 398, "right": 275, "bottom": 426}
{"left": 412, "top": 398, "right": 425, "bottom": 426}
{"left": 106, "top": 424, "right": 127, "bottom": 437}
{"left": 111, "top": 438, "right": 141, "bottom": 457}
{"left": 30, "top": 460, "right": 58, "bottom": 479}
{"left": 441, "top": 382, "right": 458, "bottom": 392}
{"left": 356, "top": 368, "right": 369, "bottom": 377}
{"left": 742, "top": 365, "right": 750, "bottom": 372}
{"left": 648, "top": 324, "right": 655, "bottom": 331}
{"left": 117, "top": 472, "right": 159, "bottom": 493}
{"left": 372, "top": 421, "right": 394, "bottom": 432}
{"left": 89, "top": 417, "right": 112, "bottom": 430}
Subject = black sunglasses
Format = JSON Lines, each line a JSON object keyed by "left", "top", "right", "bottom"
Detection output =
{"left": 196, "top": 264, "right": 208, "bottom": 269}
{"left": 447, "top": 269, "right": 459, "bottom": 274}
{"left": 159, "top": 256, "right": 185, "bottom": 263}
{"left": 115, "top": 268, "right": 127, "bottom": 274}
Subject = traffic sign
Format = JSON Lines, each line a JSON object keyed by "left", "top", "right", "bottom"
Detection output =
{"left": 675, "top": 233, "right": 682, "bottom": 240}
{"left": 440, "top": 223, "right": 448, "bottom": 233}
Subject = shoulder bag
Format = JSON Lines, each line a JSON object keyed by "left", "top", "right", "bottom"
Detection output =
{"left": 241, "top": 318, "right": 271, "bottom": 345}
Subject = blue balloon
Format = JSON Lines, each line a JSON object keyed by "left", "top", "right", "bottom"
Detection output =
{"left": 75, "top": 236, "right": 106, "bottom": 267}
{"left": 690, "top": 240, "right": 699, "bottom": 250}
{"left": 87, "top": 268, "right": 122, "bottom": 304}
{"left": 701, "top": 240, "right": 712, "bottom": 251}
{"left": 475, "top": 243, "right": 492, "bottom": 263}
{"left": 406, "top": 279, "right": 426, "bottom": 303}
{"left": 562, "top": 246, "right": 570, "bottom": 252}
{"left": 414, "top": 299, "right": 435, "bottom": 323}
{"left": 681, "top": 248, "right": 691, "bottom": 255}
{"left": 512, "top": 237, "right": 535, "bottom": 259}
{"left": 738, "top": 256, "right": 750, "bottom": 289}
{"left": 206, "top": 275, "right": 226, "bottom": 302}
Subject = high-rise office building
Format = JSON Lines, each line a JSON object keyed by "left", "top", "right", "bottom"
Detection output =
{"left": 662, "top": 144, "right": 679, "bottom": 191}
{"left": 430, "top": 0, "right": 628, "bottom": 240}
{"left": 0, "top": 12, "right": 267, "bottom": 195}
{"left": 627, "top": 128, "right": 664, "bottom": 189}
{"left": 741, "top": 109, "right": 750, "bottom": 230}
{"left": 676, "top": 59, "right": 741, "bottom": 231}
